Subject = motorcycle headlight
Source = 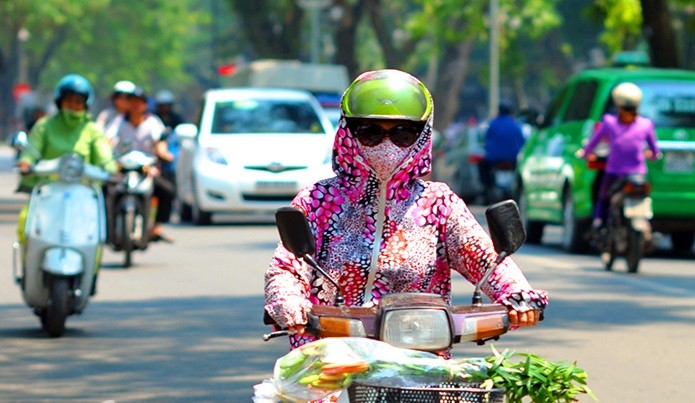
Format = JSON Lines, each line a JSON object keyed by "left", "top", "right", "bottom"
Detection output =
{"left": 59, "top": 154, "right": 85, "bottom": 183}
{"left": 381, "top": 309, "right": 452, "bottom": 351}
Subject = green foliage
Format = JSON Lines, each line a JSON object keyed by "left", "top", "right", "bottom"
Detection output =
{"left": 593, "top": 0, "right": 643, "bottom": 53}
{"left": 473, "top": 346, "right": 598, "bottom": 403}
{"left": 1, "top": 0, "right": 207, "bottom": 100}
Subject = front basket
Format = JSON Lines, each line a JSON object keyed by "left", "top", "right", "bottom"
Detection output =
{"left": 347, "top": 381, "right": 504, "bottom": 403}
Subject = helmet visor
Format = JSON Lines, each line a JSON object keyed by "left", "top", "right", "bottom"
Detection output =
{"left": 341, "top": 70, "right": 433, "bottom": 122}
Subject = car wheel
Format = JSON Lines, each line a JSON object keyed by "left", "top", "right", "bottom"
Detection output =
{"left": 561, "top": 188, "right": 590, "bottom": 253}
{"left": 671, "top": 231, "right": 694, "bottom": 253}
{"left": 178, "top": 199, "right": 193, "bottom": 223}
{"left": 192, "top": 203, "right": 212, "bottom": 226}
{"left": 518, "top": 185, "right": 544, "bottom": 244}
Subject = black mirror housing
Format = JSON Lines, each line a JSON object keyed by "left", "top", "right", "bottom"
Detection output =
{"left": 485, "top": 199, "right": 526, "bottom": 255}
{"left": 275, "top": 206, "right": 316, "bottom": 257}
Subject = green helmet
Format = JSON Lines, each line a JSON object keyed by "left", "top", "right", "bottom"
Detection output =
{"left": 341, "top": 69, "right": 433, "bottom": 122}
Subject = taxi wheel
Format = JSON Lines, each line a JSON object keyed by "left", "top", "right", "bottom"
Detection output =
{"left": 518, "top": 185, "right": 544, "bottom": 244}
{"left": 561, "top": 189, "right": 590, "bottom": 253}
{"left": 671, "top": 231, "right": 694, "bottom": 253}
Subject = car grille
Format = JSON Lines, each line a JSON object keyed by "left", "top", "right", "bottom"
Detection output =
{"left": 242, "top": 194, "right": 296, "bottom": 202}
{"left": 245, "top": 165, "right": 306, "bottom": 173}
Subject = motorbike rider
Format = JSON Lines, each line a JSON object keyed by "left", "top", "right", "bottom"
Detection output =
{"left": 106, "top": 86, "right": 175, "bottom": 243}
{"left": 16, "top": 74, "right": 117, "bottom": 289}
{"left": 576, "top": 82, "right": 661, "bottom": 230}
{"left": 95, "top": 80, "right": 137, "bottom": 132}
{"left": 153, "top": 89, "right": 184, "bottom": 226}
{"left": 264, "top": 69, "right": 548, "bottom": 352}
{"left": 478, "top": 103, "right": 526, "bottom": 201}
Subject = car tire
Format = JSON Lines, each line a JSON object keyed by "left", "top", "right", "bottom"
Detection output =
{"left": 518, "top": 185, "right": 544, "bottom": 244}
{"left": 192, "top": 203, "right": 212, "bottom": 226}
{"left": 671, "top": 231, "right": 694, "bottom": 253}
{"left": 561, "top": 188, "right": 590, "bottom": 254}
{"left": 178, "top": 199, "right": 193, "bottom": 223}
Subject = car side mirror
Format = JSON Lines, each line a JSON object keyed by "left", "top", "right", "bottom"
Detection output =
{"left": 275, "top": 206, "right": 316, "bottom": 257}
{"left": 174, "top": 123, "right": 198, "bottom": 140}
{"left": 485, "top": 199, "right": 526, "bottom": 256}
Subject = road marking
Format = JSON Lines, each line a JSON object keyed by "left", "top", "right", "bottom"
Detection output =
{"left": 519, "top": 251, "right": 693, "bottom": 297}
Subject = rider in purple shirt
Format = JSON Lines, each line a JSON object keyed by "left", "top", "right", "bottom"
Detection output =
{"left": 577, "top": 82, "right": 661, "bottom": 228}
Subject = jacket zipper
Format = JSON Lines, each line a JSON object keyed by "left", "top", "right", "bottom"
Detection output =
{"left": 364, "top": 180, "right": 387, "bottom": 306}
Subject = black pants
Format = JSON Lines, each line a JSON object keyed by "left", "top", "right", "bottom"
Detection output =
{"left": 153, "top": 171, "right": 176, "bottom": 224}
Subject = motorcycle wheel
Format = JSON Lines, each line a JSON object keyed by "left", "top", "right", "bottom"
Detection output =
{"left": 123, "top": 209, "right": 135, "bottom": 268}
{"left": 626, "top": 228, "right": 643, "bottom": 274}
{"left": 43, "top": 277, "right": 70, "bottom": 337}
{"left": 601, "top": 240, "right": 615, "bottom": 271}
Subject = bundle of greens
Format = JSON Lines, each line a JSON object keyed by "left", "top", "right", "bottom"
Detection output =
{"left": 472, "top": 346, "right": 597, "bottom": 403}
{"left": 263, "top": 338, "right": 596, "bottom": 403}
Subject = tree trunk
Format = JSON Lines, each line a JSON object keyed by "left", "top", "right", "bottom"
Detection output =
{"left": 640, "top": 0, "right": 680, "bottom": 68}
{"left": 432, "top": 40, "right": 475, "bottom": 132}
{"left": 365, "top": 0, "right": 418, "bottom": 68}
{"left": 228, "top": 0, "right": 302, "bottom": 60}
{"left": 334, "top": 0, "right": 366, "bottom": 79}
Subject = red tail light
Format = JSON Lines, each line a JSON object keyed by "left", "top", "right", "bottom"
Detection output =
{"left": 468, "top": 154, "right": 483, "bottom": 164}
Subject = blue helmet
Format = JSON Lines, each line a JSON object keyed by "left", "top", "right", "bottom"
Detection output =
{"left": 54, "top": 74, "right": 94, "bottom": 109}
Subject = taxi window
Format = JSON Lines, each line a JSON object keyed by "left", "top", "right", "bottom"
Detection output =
{"left": 633, "top": 81, "right": 695, "bottom": 128}
{"left": 563, "top": 80, "right": 598, "bottom": 122}
{"left": 540, "top": 86, "right": 568, "bottom": 128}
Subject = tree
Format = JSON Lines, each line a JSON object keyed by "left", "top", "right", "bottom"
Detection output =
{"left": 640, "top": 0, "right": 679, "bottom": 67}
{"left": 0, "top": 0, "right": 206, "bottom": 133}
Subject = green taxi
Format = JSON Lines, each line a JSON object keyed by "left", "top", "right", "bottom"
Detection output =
{"left": 516, "top": 67, "right": 695, "bottom": 253}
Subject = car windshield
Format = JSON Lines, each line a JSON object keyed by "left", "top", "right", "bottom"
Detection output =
{"left": 211, "top": 98, "right": 325, "bottom": 134}
{"left": 607, "top": 81, "right": 695, "bottom": 128}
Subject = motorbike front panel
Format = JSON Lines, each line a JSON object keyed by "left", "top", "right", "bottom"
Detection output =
{"left": 21, "top": 182, "right": 103, "bottom": 310}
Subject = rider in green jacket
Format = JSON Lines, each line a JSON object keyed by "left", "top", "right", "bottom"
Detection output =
{"left": 16, "top": 74, "right": 116, "bottom": 242}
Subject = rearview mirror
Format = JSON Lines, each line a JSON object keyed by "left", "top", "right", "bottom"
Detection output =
{"left": 485, "top": 199, "right": 526, "bottom": 255}
{"left": 275, "top": 206, "right": 316, "bottom": 257}
{"left": 10, "top": 131, "right": 28, "bottom": 150}
{"left": 174, "top": 123, "right": 198, "bottom": 140}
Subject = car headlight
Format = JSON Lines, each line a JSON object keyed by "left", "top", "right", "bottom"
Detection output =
{"left": 381, "top": 309, "right": 452, "bottom": 351}
{"left": 204, "top": 147, "right": 228, "bottom": 165}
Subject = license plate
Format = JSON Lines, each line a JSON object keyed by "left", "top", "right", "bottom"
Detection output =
{"left": 664, "top": 151, "right": 694, "bottom": 173}
{"left": 623, "top": 197, "right": 653, "bottom": 219}
{"left": 254, "top": 181, "right": 298, "bottom": 193}
{"left": 494, "top": 171, "right": 514, "bottom": 187}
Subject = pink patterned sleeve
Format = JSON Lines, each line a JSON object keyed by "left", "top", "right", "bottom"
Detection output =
{"left": 263, "top": 187, "right": 316, "bottom": 328}
{"left": 445, "top": 196, "right": 548, "bottom": 312}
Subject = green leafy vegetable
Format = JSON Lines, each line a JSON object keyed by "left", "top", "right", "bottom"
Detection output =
{"left": 471, "top": 346, "right": 598, "bottom": 403}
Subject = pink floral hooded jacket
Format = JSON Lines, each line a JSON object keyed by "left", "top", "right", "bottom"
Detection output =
{"left": 265, "top": 113, "right": 548, "bottom": 349}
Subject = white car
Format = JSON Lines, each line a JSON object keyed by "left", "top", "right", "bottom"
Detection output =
{"left": 174, "top": 88, "right": 336, "bottom": 224}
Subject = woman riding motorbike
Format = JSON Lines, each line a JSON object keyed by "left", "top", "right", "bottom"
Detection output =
{"left": 264, "top": 69, "right": 548, "bottom": 353}
{"left": 576, "top": 82, "right": 661, "bottom": 230}
{"left": 16, "top": 74, "right": 116, "bottom": 291}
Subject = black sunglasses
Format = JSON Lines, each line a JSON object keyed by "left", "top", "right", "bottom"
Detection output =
{"left": 350, "top": 121, "right": 424, "bottom": 148}
{"left": 620, "top": 105, "right": 637, "bottom": 113}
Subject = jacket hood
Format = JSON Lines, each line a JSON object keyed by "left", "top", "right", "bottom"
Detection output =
{"left": 331, "top": 113, "right": 433, "bottom": 202}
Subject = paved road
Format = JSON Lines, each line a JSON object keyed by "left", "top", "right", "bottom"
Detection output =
{"left": 0, "top": 145, "right": 693, "bottom": 402}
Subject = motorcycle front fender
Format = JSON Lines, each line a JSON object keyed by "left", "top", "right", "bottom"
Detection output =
{"left": 41, "top": 247, "right": 84, "bottom": 276}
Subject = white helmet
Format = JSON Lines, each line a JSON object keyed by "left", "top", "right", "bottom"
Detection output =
{"left": 155, "top": 90, "right": 175, "bottom": 105}
{"left": 113, "top": 80, "right": 137, "bottom": 95}
{"left": 611, "top": 82, "right": 642, "bottom": 108}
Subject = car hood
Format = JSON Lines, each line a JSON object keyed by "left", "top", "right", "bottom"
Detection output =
{"left": 200, "top": 133, "right": 332, "bottom": 167}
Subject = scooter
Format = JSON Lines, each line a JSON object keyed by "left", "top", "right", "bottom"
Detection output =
{"left": 107, "top": 148, "right": 157, "bottom": 268}
{"left": 486, "top": 161, "right": 516, "bottom": 204}
{"left": 597, "top": 174, "right": 653, "bottom": 274}
{"left": 11, "top": 132, "right": 111, "bottom": 337}
{"left": 262, "top": 200, "right": 535, "bottom": 401}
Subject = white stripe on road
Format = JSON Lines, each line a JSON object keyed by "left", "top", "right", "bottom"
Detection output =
{"left": 520, "top": 252, "right": 693, "bottom": 297}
